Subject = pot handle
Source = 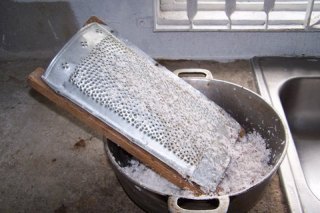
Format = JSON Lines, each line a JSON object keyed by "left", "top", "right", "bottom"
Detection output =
{"left": 168, "top": 196, "right": 230, "bottom": 213}
{"left": 173, "top": 68, "right": 214, "bottom": 80}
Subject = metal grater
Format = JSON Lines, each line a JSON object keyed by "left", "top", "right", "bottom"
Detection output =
{"left": 42, "top": 23, "right": 242, "bottom": 191}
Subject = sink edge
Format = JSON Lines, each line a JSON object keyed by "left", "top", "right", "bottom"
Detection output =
{"left": 251, "top": 57, "right": 320, "bottom": 212}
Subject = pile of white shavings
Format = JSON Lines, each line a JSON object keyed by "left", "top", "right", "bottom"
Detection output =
{"left": 121, "top": 159, "right": 188, "bottom": 196}
{"left": 119, "top": 131, "right": 272, "bottom": 196}
{"left": 218, "top": 131, "right": 273, "bottom": 195}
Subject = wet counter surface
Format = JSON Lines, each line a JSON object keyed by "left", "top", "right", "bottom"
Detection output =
{"left": 0, "top": 59, "right": 288, "bottom": 212}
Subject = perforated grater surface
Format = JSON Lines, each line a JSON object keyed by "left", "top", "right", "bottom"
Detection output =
{"left": 42, "top": 23, "right": 242, "bottom": 191}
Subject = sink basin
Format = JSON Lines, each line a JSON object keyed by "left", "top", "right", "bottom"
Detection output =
{"left": 252, "top": 58, "right": 320, "bottom": 212}
{"left": 280, "top": 78, "right": 320, "bottom": 200}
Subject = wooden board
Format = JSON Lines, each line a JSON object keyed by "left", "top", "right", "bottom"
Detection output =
{"left": 28, "top": 67, "right": 203, "bottom": 195}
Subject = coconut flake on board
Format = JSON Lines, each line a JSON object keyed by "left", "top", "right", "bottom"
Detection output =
{"left": 119, "top": 131, "right": 272, "bottom": 196}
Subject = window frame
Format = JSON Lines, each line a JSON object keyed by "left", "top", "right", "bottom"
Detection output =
{"left": 154, "top": 0, "right": 320, "bottom": 31}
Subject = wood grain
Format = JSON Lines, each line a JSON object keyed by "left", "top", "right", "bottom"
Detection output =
{"left": 28, "top": 67, "right": 203, "bottom": 195}
{"left": 83, "top": 16, "right": 107, "bottom": 26}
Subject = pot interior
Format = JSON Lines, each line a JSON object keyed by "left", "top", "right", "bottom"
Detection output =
{"left": 105, "top": 78, "right": 287, "bottom": 198}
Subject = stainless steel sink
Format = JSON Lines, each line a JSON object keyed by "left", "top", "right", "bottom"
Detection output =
{"left": 281, "top": 78, "right": 320, "bottom": 201}
{"left": 252, "top": 58, "right": 320, "bottom": 212}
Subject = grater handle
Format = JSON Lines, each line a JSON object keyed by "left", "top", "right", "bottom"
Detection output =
{"left": 173, "top": 68, "right": 214, "bottom": 80}
{"left": 167, "top": 196, "right": 229, "bottom": 213}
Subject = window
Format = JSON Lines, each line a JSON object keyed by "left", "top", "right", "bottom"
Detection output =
{"left": 154, "top": 0, "right": 320, "bottom": 31}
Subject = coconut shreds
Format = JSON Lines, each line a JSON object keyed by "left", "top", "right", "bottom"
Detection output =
{"left": 119, "top": 131, "right": 272, "bottom": 196}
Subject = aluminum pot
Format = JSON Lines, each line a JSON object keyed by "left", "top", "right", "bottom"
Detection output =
{"left": 104, "top": 69, "right": 288, "bottom": 213}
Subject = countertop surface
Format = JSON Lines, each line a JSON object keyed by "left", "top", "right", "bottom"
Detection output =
{"left": 0, "top": 59, "right": 288, "bottom": 212}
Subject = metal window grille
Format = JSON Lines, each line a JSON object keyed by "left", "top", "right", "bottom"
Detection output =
{"left": 154, "top": 0, "right": 320, "bottom": 31}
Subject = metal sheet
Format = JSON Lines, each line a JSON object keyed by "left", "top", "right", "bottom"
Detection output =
{"left": 42, "top": 23, "right": 242, "bottom": 191}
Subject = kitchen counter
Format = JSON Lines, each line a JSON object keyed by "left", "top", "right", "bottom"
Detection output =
{"left": 0, "top": 59, "right": 288, "bottom": 212}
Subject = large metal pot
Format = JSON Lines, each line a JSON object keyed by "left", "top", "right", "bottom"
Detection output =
{"left": 104, "top": 69, "right": 288, "bottom": 212}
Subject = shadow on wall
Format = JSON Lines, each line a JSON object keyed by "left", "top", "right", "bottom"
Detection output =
{"left": 0, "top": 0, "right": 79, "bottom": 59}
